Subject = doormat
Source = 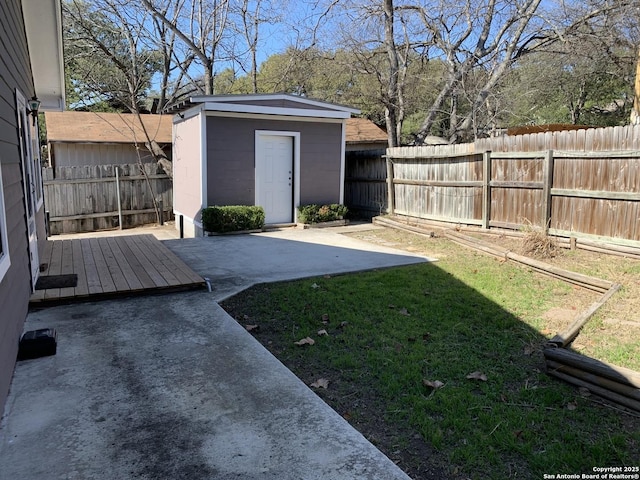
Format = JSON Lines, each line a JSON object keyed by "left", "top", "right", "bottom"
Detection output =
{"left": 35, "top": 274, "right": 78, "bottom": 290}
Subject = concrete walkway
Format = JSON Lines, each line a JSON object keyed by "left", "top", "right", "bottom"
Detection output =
{"left": 1, "top": 225, "right": 429, "bottom": 480}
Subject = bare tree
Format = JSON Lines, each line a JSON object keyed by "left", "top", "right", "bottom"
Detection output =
{"left": 141, "top": 0, "right": 231, "bottom": 96}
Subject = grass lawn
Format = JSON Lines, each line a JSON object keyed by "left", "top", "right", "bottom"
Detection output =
{"left": 221, "top": 228, "right": 640, "bottom": 479}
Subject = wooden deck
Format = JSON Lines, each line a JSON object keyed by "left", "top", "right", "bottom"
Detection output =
{"left": 30, "top": 234, "right": 205, "bottom": 305}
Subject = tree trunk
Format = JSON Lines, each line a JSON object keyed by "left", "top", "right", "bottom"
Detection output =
{"left": 631, "top": 47, "right": 640, "bottom": 124}
{"left": 383, "top": 0, "right": 400, "bottom": 147}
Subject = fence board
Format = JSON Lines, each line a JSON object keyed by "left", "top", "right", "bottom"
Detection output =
{"left": 378, "top": 125, "right": 640, "bottom": 246}
{"left": 43, "top": 163, "right": 173, "bottom": 234}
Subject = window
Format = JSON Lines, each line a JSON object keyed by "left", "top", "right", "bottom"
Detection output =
{"left": 0, "top": 161, "right": 11, "bottom": 282}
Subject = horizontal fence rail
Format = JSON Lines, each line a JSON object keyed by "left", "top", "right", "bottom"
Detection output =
{"left": 43, "top": 163, "right": 173, "bottom": 234}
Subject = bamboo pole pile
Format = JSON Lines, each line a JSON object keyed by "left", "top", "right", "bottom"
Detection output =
{"left": 544, "top": 348, "right": 640, "bottom": 412}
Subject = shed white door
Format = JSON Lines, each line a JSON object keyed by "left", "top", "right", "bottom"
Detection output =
{"left": 256, "top": 134, "right": 294, "bottom": 224}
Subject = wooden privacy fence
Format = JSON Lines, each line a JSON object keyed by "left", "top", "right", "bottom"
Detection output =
{"left": 387, "top": 149, "right": 640, "bottom": 244}
{"left": 43, "top": 163, "right": 173, "bottom": 234}
{"left": 384, "top": 124, "right": 640, "bottom": 245}
{"left": 344, "top": 149, "right": 388, "bottom": 217}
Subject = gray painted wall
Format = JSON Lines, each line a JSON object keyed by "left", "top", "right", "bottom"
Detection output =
{"left": 0, "top": 0, "right": 44, "bottom": 410}
{"left": 205, "top": 116, "right": 343, "bottom": 208}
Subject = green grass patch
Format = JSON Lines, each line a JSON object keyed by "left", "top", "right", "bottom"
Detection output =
{"left": 221, "top": 236, "right": 640, "bottom": 479}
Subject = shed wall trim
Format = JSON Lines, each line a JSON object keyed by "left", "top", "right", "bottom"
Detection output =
{"left": 203, "top": 102, "right": 351, "bottom": 119}
{"left": 204, "top": 111, "right": 345, "bottom": 124}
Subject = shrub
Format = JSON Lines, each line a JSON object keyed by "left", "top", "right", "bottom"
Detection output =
{"left": 202, "top": 205, "right": 265, "bottom": 233}
{"left": 297, "top": 203, "right": 348, "bottom": 224}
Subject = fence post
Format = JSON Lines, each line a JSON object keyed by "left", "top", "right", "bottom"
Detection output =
{"left": 115, "top": 166, "right": 123, "bottom": 229}
{"left": 482, "top": 151, "right": 492, "bottom": 229}
{"left": 542, "top": 150, "right": 554, "bottom": 234}
{"left": 385, "top": 155, "right": 395, "bottom": 215}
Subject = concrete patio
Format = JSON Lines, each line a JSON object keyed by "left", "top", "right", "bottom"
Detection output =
{"left": 1, "top": 225, "right": 430, "bottom": 479}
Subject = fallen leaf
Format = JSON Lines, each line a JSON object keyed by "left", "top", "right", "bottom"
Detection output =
{"left": 578, "top": 387, "right": 591, "bottom": 397}
{"left": 242, "top": 314, "right": 250, "bottom": 321}
{"left": 567, "top": 401, "right": 577, "bottom": 411}
{"left": 523, "top": 345, "right": 533, "bottom": 356}
{"left": 466, "top": 371, "right": 488, "bottom": 381}
{"left": 422, "top": 332, "right": 431, "bottom": 342}
{"left": 423, "top": 379, "right": 445, "bottom": 389}
{"left": 310, "top": 378, "right": 329, "bottom": 389}
{"left": 294, "top": 337, "right": 315, "bottom": 346}
{"left": 388, "top": 304, "right": 396, "bottom": 309}
{"left": 311, "top": 283, "right": 320, "bottom": 289}
{"left": 321, "top": 313, "right": 330, "bottom": 323}
{"left": 245, "top": 324, "right": 259, "bottom": 332}
{"left": 338, "top": 321, "right": 348, "bottom": 329}
{"left": 398, "top": 308, "right": 411, "bottom": 316}
{"left": 317, "top": 329, "right": 329, "bottom": 336}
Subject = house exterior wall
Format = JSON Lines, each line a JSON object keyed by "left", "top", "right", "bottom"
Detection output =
{"left": 205, "top": 116, "right": 343, "bottom": 209}
{"left": 0, "top": 0, "right": 44, "bottom": 410}
{"left": 173, "top": 113, "right": 203, "bottom": 236}
{"left": 50, "top": 142, "right": 166, "bottom": 167}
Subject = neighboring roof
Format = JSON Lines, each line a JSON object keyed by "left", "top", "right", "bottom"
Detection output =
{"left": 44, "top": 112, "right": 173, "bottom": 144}
{"left": 169, "top": 93, "right": 360, "bottom": 120}
{"left": 22, "top": 0, "right": 65, "bottom": 111}
{"left": 507, "top": 124, "right": 591, "bottom": 136}
{"left": 346, "top": 118, "right": 387, "bottom": 145}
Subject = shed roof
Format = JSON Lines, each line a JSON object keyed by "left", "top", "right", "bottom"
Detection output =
{"left": 346, "top": 118, "right": 387, "bottom": 145}
{"left": 168, "top": 93, "right": 360, "bottom": 120}
{"left": 44, "top": 111, "right": 173, "bottom": 144}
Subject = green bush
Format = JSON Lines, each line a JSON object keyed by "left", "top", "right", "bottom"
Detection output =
{"left": 297, "top": 204, "right": 348, "bottom": 224}
{"left": 202, "top": 205, "right": 265, "bottom": 233}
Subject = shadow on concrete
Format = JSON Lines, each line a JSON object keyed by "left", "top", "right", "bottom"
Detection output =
{"left": 164, "top": 229, "right": 431, "bottom": 301}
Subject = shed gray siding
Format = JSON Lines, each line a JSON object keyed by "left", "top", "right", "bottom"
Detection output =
{"left": 205, "top": 116, "right": 342, "bottom": 208}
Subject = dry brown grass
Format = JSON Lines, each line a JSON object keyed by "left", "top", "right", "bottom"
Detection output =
{"left": 520, "top": 223, "right": 559, "bottom": 259}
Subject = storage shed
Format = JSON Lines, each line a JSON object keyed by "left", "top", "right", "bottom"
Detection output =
{"left": 170, "top": 94, "right": 359, "bottom": 236}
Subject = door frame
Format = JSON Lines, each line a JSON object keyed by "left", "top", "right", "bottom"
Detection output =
{"left": 16, "top": 89, "right": 40, "bottom": 289}
{"left": 254, "top": 130, "right": 300, "bottom": 223}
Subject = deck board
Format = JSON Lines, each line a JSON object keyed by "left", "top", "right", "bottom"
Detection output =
{"left": 72, "top": 239, "right": 89, "bottom": 297}
{"left": 105, "top": 237, "right": 144, "bottom": 291}
{"left": 58, "top": 240, "right": 76, "bottom": 298}
{"left": 43, "top": 239, "right": 63, "bottom": 300}
{"left": 122, "top": 236, "right": 168, "bottom": 287}
{"left": 30, "top": 235, "right": 204, "bottom": 305}
{"left": 131, "top": 235, "right": 181, "bottom": 286}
